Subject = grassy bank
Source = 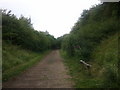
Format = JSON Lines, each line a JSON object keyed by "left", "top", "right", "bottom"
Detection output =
{"left": 61, "top": 50, "right": 101, "bottom": 88}
{"left": 61, "top": 34, "right": 118, "bottom": 88}
{"left": 3, "top": 42, "right": 50, "bottom": 82}
{"left": 91, "top": 34, "right": 118, "bottom": 88}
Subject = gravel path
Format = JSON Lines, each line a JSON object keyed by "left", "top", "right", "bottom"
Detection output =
{"left": 3, "top": 50, "right": 73, "bottom": 88}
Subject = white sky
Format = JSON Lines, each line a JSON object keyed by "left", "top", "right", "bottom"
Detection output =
{"left": 0, "top": 0, "right": 100, "bottom": 38}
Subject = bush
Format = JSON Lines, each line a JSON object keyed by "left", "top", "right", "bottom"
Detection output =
{"left": 102, "top": 67, "right": 118, "bottom": 88}
{"left": 61, "top": 3, "right": 119, "bottom": 61}
{"left": 1, "top": 9, "right": 56, "bottom": 52}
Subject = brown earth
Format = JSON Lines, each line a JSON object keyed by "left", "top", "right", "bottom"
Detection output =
{"left": 3, "top": 50, "right": 74, "bottom": 88}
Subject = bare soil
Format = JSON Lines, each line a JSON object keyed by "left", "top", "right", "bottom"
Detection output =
{"left": 3, "top": 50, "right": 74, "bottom": 88}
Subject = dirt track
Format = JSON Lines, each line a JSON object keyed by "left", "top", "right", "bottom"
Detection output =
{"left": 3, "top": 50, "right": 73, "bottom": 88}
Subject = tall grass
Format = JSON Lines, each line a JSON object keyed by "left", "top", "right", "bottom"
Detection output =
{"left": 60, "top": 50, "right": 102, "bottom": 88}
{"left": 3, "top": 42, "right": 50, "bottom": 81}
{"left": 91, "top": 34, "right": 118, "bottom": 88}
{"left": 61, "top": 34, "right": 118, "bottom": 88}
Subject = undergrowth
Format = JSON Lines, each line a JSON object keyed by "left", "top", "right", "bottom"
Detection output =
{"left": 60, "top": 34, "right": 118, "bottom": 88}
{"left": 3, "top": 42, "right": 50, "bottom": 81}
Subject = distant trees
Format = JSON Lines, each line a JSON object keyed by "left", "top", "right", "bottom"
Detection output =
{"left": 61, "top": 2, "right": 119, "bottom": 61}
{"left": 2, "top": 9, "right": 56, "bottom": 52}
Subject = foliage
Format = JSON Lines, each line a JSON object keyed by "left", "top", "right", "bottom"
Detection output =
{"left": 91, "top": 34, "right": 118, "bottom": 88}
{"left": 55, "top": 36, "right": 64, "bottom": 49}
{"left": 60, "top": 50, "right": 102, "bottom": 88}
{"left": 61, "top": 3, "right": 119, "bottom": 61}
{"left": 2, "top": 42, "right": 50, "bottom": 81}
{"left": 1, "top": 9, "right": 56, "bottom": 52}
{"left": 1, "top": 9, "right": 57, "bottom": 81}
{"left": 60, "top": 2, "right": 119, "bottom": 88}
{"left": 61, "top": 34, "right": 118, "bottom": 88}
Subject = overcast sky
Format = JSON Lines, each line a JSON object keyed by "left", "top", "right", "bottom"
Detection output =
{"left": 0, "top": 0, "right": 100, "bottom": 38}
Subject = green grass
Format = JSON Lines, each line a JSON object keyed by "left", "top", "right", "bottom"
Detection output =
{"left": 60, "top": 33, "right": 118, "bottom": 88}
{"left": 3, "top": 42, "right": 50, "bottom": 82}
{"left": 91, "top": 34, "right": 118, "bottom": 88}
{"left": 60, "top": 50, "right": 102, "bottom": 88}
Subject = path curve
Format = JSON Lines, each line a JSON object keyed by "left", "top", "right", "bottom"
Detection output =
{"left": 3, "top": 50, "right": 73, "bottom": 88}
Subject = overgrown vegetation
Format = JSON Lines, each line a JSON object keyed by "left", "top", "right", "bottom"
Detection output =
{"left": 1, "top": 9, "right": 57, "bottom": 81}
{"left": 61, "top": 50, "right": 102, "bottom": 88}
{"left": 2, "top": 9, "right": 56, "bottom": 52}
{"left": 1, "top": 2, "right": 119, "bottom": 87}
{"left": 62, "top": 3, "right": 119, "bottom": 60}
{"left": 61, "top": 34, "right": 118, "bottom": 88}
{"left": 61, "top": 2, "right": 119, "bottom": 88}
{"left": 3, "top": 42, "right": 50, "bottom": 81}
{"left": 91, "top": 34, "right": 118, "bottom": 87}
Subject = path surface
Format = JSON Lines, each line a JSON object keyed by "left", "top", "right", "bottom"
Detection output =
{"left": 3, "top": 50, "right": 73, "bottom": 88}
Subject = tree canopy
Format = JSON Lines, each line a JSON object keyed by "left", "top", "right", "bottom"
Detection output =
{"left": 2, "top": 9, "right": 57, "bottom": 52}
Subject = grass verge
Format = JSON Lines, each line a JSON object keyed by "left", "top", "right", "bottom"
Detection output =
{"left": 91, "top": 34, "right": 118, "bottom": 88}
{"left": 3, "top": 42, "right": 50, "bottom": 82}
{"left": 60, "top": 50, "right": 102, "bottom": 88}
